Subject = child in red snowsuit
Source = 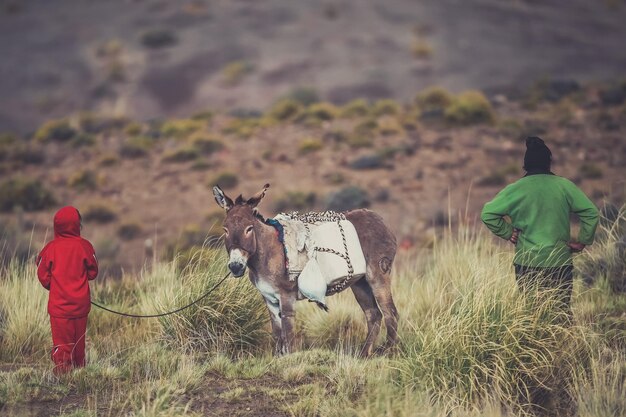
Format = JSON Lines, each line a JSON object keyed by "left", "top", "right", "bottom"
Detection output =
{"left": 36, "top": 206, "right": 98, "bottom": 375}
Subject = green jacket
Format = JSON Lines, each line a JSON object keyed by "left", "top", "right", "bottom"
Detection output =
{"left": 481, "top": 174, "right": 599, "bottom": 267}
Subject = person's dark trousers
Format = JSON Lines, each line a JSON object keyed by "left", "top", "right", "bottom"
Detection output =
{"left": 514, "top": 264, "right": 574, "bottom": 315}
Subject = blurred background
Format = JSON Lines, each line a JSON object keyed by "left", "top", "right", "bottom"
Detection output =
{"left": 1, "top": 0, "right": 625, "bottom": 275}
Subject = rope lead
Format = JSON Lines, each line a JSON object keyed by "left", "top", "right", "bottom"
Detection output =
{"left": 90, "top": 271, "right": 231, "bottom": 318}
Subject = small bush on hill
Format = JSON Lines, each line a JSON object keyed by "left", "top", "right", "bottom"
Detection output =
{"left": 287, "top": 87, "right": 320, "bottom": 106}
{"left": 82, "top": 202, "right": 117, "bottom": 223}
{"left": 371, "top": 99, "right": 401, "bottom": 117}
{"left": 161, "top": 119, "right": 204, "bottom": 139}
{"left": 162, "top": 147, "right": 199, "bottom": 163}
{"left": 0, "top": 133, "right": 16, "bottom": 145}
{"left": 326, "top": 186, "right": 370, "bottom": 211}
{"left": 305, "top": 102, "right": 339, "bottom": 122}
{"left": 377, "top": 118, "right": 404, "bottom": 136}
{"left": 268, "top": 99, "right": 304, "bottom": 121}
{"left": 579, "top": 163, "right": 603, "bottom": 179}
{"left": 298, "top": 138, "right": 324, "bottom": 154}
{"left": 68, "top": 169, "right": 98, "bottom": 191}
{"left": 274, "top": 191, "right": 317, "bottom": 212}
{"left": 0, "top": 177, "right": 55, "bottom": 212}
{"left": 140, "top": 29, "right": 178, "bottom": 49}
{"left": 222, "top": 61, "right": 253, "bottom": 86}
{"left": 221, "top": 118, "right": 260, "bottom": 139}
{"left": 415, "top": 87, "right": 454, "bottom": 111}
{"left": 71, "top": 133, "right": 96, "bottom": 147}
{"left": 99, "top": 153, "right": 119, "bottom": 167}
{"left": 210, "top": 172, "right": 238, "bottom": 190}
{"left": 347, "top": 135, "right": 374, "bottom": 148}
{"left": 11, "top": 146, "right": 45, "bottom": 165}
{"left": 340, "top": 98, "right": 370, "bottom": 118}
{"left": 191, "top": 110, "right": 214, "bottom": 121}
{"left": 119, "top": 136, "right": 152, "bottom": 159}
{"left": 412, "top": 39, "right": 433, "bottom": 58}
{"left": 34, "top": 119, "right": 76, "bottom": 142}
{"left": 117, "top": 222, "right": 143, "bottom": 241}
{"left": 445, "top": 91, "right": 495, "bottom": 125}
{"left": 124, "top": 122, "right": 143, "bottom": 136}
{"left": 192, "top": 136, "right": 224, "bottom": 155}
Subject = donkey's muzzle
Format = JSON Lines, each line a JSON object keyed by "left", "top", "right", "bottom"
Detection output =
{"left": 228, "top": 262, "right": 246, "bottom": 277}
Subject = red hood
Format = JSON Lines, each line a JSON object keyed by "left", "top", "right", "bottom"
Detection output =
{"left": 54, "top": 206, "right": 81, "bottom": 238}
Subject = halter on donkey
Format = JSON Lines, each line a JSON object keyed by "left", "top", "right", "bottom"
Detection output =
{"left": 213, "top": 183, "right": 399, "bottom": 357}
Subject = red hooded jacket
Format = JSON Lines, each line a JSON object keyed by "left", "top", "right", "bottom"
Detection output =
{"left": 37, "top": 206, "right": 98, "bottom": 318}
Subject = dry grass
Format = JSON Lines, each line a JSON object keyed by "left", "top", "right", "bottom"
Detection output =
{"left": 1, "top": 208, "right": 625, "bottom": 416}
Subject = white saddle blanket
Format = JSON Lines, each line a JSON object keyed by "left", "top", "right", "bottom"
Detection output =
{"left": 273, "top": 213, "right": 367, "bottom": 307}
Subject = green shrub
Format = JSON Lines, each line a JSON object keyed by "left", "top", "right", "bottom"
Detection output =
{"left": 82, "top": 202, "right": 117, "bottom": 223}
{"left": 445, "top": 91, "right": 495, "bottom": 125}
{"left": 268, "top": 99, "right": 304, "bottom": 121}
{"left": 287, "top": 87, "right": 320, "bottom": 106}
{"left": 222, "top": 61, "right": 253, "bottom": 86}
{"left": 0, "top": 133, "right": 17, "bottom": 145}
{"left": 274, "top": 191, "right": 317, "bottom": 212}
{"left": 412, "top": 39, "right": 433, "bottom": 58}
{"left": 210, "top": 172, "right": 238, "bottom": 190}
{"left": 96, "top": 39, "right": 122, "bottom": 58}
{"left": 191, "top": 110, "right": 214, "bottom": 121}
{"left": 221, "top": 118, "right": 260, "bottom": 139}
{"left": 326, "top": 186, "right": 370, "bottom": 211}
{"left": 160, "top": 119, "right": 204, "bottom": 139}
{"left": 340, "top": 99, "right": 370, "bottom": 118}
{"left": 119, "top": 136, "right": 152, "bottom": 158}
{"left": 34, "top": 119, "right": 76, "bottom": 142}
{"left": 140, "top": 29, "right": 178, "bottom": 49}
{"left": 68, "top": 169, "right": 98, "bottom": 191}
{"left": 371, "top": 99, "right": 401, "bottom": 117}
{"left": 415, "top": 87, "right": 454, "bottom": 111}
{"left": 162, "top": 147, "right": 199, "bottom": 163}
{"left": 347, "top": 135, "right": 374, "bottom": 148}
{"left": 579, "top": 163, "right": 603, "bottom": 179}
{"left": 124, "top": 122, "right": 143, "bottom": 136}
{"left": 352, "top": 118, "right": 377, "bottom": 138}
{"left": 298, "top": 138, "right": 324, "bottom": 154}
{"left": 192, "top": 136, "right": 224, "bottom": 155}
{"left": 305, "top": 102, "right": 339, "bottom": 121}
{"left": 71, "top": 132, "right": 96, "bottom": 147}
{"left": 11, "top": 146, "right": 45, "bottom": 165}
{"left": 117, "top": 222, "right": 143, "bottom": 240}
{"left": 0, "top": 177, "right": 55, "bottom": 212}
{"left": 377, "top": 118, "right": 404, "bottom": 136}
{"left": 99, "top": 153, "right": 119, "bottom": 166}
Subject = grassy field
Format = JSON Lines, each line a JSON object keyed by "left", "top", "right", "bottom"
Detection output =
{"left": 1, "top": 209, "right": 625, "bottom": 416}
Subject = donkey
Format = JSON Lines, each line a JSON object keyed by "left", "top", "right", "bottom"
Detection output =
{"left": 213, "top": 183, "right": 399, "bottom": 357}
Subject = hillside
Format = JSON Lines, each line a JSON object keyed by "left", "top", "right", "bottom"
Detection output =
{"left": 1, "top": 82, "right": 625, "bottom": 273}
{"left": 2, "top": 0, "right": 626, "bottom": 133}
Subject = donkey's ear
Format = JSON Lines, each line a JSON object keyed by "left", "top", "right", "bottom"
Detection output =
{"left": 213, "top": 185, "right": 234, "bottom": 211}
{"left": 246, "top": 183, "right": 270, "bottom": 208}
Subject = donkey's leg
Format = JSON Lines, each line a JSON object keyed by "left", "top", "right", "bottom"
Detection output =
{"left": 264, "top": 298, "right": 283, "bottom": 356}
{"left": 368, "top": 271, "right": 399, "bottom": 354}
{"left": 351, "top": 278, "right": 383, "bottom": 358}
{"left": 279, "top": 292, "right": 297, "bottom": 355}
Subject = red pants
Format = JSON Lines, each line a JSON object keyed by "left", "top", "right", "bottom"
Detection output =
{"left": 50, "top": 316, "right": 88, "bottom": 375}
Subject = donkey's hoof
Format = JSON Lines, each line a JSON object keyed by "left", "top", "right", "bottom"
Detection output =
{"left": 374, "top": 344, "right": 397, "bottom": 357}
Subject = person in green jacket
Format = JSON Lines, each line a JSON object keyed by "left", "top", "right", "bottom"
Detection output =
{"left": 481, "top": 137, "right": 599, "bottom": 308}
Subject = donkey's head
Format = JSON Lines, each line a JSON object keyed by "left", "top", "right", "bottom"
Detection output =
{"left": 212, "top": 183, "right": 270, "bottom": 277}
